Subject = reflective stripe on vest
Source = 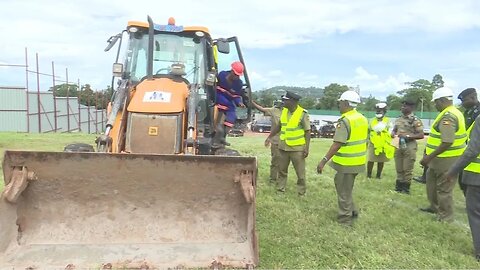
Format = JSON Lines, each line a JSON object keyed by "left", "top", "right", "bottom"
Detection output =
{"left": 465, "top": 121, "right": 480, "bottom": 173}
{"left": 332, "top": 109, "right": 368, "bottom": 166}
{"left": 425, "top": 106, "right": 467, "bottom": 158}
{"left": 280, "top": 106, "right": 306, "bottom": 146}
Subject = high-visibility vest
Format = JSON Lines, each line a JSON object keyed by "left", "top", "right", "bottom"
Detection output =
{"left": 426, "top": 106, "right": 467, "bottom": 157}
{"left": 369, "top": 117, "right": 394, "bottom": 158}
{"left": 332, "top": 109, "right": 368, "bottom": 166}
{"left": 280, "top": 106, "right": 306, "bottom": 146}
{"left": 464, "top": 122, "right": 480, "bottom": 173}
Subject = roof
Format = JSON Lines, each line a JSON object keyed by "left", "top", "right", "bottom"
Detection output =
{"left": 127, "top": 21, "right": 210, "bottom": 34}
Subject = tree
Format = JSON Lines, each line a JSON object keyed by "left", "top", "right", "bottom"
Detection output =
{"left": 49, "top": 83, "right": 79, "bottom": 97}
{"left": 79, "top": 84, "right": 95, "bottom": 106}
{"left": 395, "top": 74, "right": 445, "bottom": 112}
{"left": 318, "top": 83, "right": 349, "bottom": 110}
{"left": 386, "top": 94, "right": 402, "bottom": 110}
{"left": 299, "top": 97, "right": 316, "bottom": 109}
{"left": 432, "top": 74, "right": 444, "bottom": 89}
{"left": 257, "top": 91, "right": 277, "bottom": 107}
{"left": 49, "top": 83, "right": 113, "bottom": 109}
{"left": 357, "top": 95, "right": 380, "bottom": 111}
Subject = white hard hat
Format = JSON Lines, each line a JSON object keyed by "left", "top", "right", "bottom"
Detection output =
{"left": 338, "top": 90, "right": 361, "bottom": 104}
{"left": 432, "top": 87, "right": 454, "bottom": 101}
{"left": 375, "top": 102, "right": 387, "bottom": 109}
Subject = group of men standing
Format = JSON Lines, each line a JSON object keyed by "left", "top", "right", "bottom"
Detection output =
{"left": 213, "top": 63, "right": 480, "bottom": 260}
{"left": 251, "top": 87, "right": 480, "bottom": 261}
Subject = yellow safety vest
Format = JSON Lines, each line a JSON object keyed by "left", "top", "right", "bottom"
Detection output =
{"left": 465, "top": 122, "right": 480, "bottom": 173}
{"left": 426, "top": 106, "right": 467, "bottom": 157}
{"left": 332, "top": 109, "right": 368, "bottom": 166}
{"left": 369, "top": 117, "right": 394, "bottom": 158}
{"left": 280, "top": 106, "right": 306, "bottom": 146}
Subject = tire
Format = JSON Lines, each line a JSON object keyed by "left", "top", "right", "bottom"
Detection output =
{"left": 64, "top": 143, "right": 95, "bottom": 153}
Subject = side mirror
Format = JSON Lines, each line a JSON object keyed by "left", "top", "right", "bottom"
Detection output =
{"left": 216, "top": 39, "right": 230, "bottom": 54}
{"left": 112, "top": 63, "right": 123, "bottom": 77}
{"left": 104, "top": 33, "right": 122, "bottom": 52}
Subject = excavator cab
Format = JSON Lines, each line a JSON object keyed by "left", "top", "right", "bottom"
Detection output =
{"left": 99, "top": 17, "right": 253, "bottom": 155}
{"left": 0, "top": 17, "right": 258, "bottom": 268}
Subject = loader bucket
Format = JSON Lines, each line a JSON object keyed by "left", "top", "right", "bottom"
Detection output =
{"left": 0, "top": 151, "right": 258, "bottom": 269}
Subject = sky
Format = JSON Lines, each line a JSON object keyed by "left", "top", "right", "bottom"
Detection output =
{"left": 1, "top": 0, "right": 480, "bottom": 99}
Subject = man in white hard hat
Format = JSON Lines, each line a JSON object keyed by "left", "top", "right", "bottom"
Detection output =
{"left": 419, "top": 87, "right": 467, "bottom": 222}
{"left": 367, "top": 102, "right": 394, "bottom": 179}
{"left": 317, "top": 90, "right": 368, "bottom": 226}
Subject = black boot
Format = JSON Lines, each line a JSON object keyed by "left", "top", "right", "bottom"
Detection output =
{"left": 376, "top": 162, "right": 384, "bottom": 179}
{"left": 367, "top": 162, "right": 374, "bottom": 178}
{"left": 395, "top": 181, "right": 402, "bottom": 192}
{"left": 402, "top": 182, "right": 411, "bottom": 194}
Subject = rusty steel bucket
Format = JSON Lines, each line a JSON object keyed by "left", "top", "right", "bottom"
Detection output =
{"left": 0, "top": 151, "right": 258, "bottom": 269}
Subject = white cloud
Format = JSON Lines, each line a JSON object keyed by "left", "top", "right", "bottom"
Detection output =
{"left": 1, "top": 0, "right": 480, "bottom": 89}
{"left": 348, "top": 67, "right": 413, "bottom": 98}
{"left": 267, "top": 70, "right": 283, "bottom": 77}
{"left": 354, "top": 66, "right": 379, "bottom": 81}
{"left": 248, "top": 69, "right": 322, "bottom": 91}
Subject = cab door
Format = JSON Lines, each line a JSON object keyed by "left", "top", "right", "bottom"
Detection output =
{"left": 215, "top": 37, "right": 252, "bottom": 127}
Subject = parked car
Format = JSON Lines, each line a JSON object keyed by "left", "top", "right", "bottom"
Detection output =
{"left": 251, "top": 119, "right": 271, "bottom": 133}
{"left": 319, "top": 120, "right": 336, "bottom": 138}
{"left": 228, "top": 128, "right": 244, "bottom": 137}
{"left": 228, "top": 122, "right": 246, "bottom": 137}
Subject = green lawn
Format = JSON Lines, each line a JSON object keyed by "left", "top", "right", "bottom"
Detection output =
{"left": 0, "top": 132, "right": 477, "bottom": 268}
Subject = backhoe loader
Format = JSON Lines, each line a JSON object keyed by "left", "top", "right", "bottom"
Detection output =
{"left": 0, "top": 17, "right": 258, "bottom": 269}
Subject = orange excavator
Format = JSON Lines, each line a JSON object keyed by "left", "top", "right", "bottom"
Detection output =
{"left": 0, "top": 17, "right": 258, "bottom": 268}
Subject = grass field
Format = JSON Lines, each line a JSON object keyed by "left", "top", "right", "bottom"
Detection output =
{"left": 0, "top": 132, "right": 477, "bottom": 268}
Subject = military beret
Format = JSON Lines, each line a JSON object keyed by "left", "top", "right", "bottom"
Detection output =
{"left": 402, "top": 99, "right": 416, "bottom": 106}
{"left": 281, "top": 91, "right": 302, "bottom": 101}
{"left": 458, "top": 88, "right": 476, "bottom": 100}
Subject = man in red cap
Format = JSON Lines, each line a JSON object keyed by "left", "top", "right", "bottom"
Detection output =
{"left": 212, "top": 61, "right": 246, "bottom": 147}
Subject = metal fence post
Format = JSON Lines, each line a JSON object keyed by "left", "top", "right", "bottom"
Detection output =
{"left": 35, "top": 53, "right": 41, "bottom": 133}
{"left": 25, "top": 48, "right": 30, "bottom": 133}
{"left": 52, "top": 61, "right": 58, "bottom": 132}
{"left": 78, "top": 79, "right": 81, "bottom": 132}
{"left": 66, "top": 68, "right": 70, "bottom": 132}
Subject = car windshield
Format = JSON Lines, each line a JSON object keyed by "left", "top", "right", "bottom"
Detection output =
{"left": 256, "top": 120, "right": 271, "bottom": 125}
{"left": 124, "top": 31, "right": 206, "bottom": 85}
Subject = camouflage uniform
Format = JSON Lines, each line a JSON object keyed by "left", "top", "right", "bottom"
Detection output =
{"left": 393, "top": 113, "right": 424, "bottom": 192}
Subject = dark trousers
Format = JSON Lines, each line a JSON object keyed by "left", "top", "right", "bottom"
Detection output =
{"left": 466, "top": 185, "right": 480, "bottom": 255}
{"left": 459, "top": 171, "right": 467, "bottom": 196}
{"left": 334, "top": 172, "right": 358, "bottom": 225}
{"left": 270, "top": 143, "right": 280, "bottom": 182}
{"left": 277, "top": 149, "right": 306, "bottom": 194}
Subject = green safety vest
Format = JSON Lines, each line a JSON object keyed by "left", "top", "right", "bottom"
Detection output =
{"left": 369, "top": 117, "right": 394, "bottom": 158}
{"left": 332, "top": 109, "right": 368, "bottom": 166}
{"left": 280, "top": 106, "right": 306, "bottom": 146}
{"left": 426, "top": 106, "right": 467, "bottom": 157}
{"left": 465, "top": 122, "right": 480, "bottom": 174}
